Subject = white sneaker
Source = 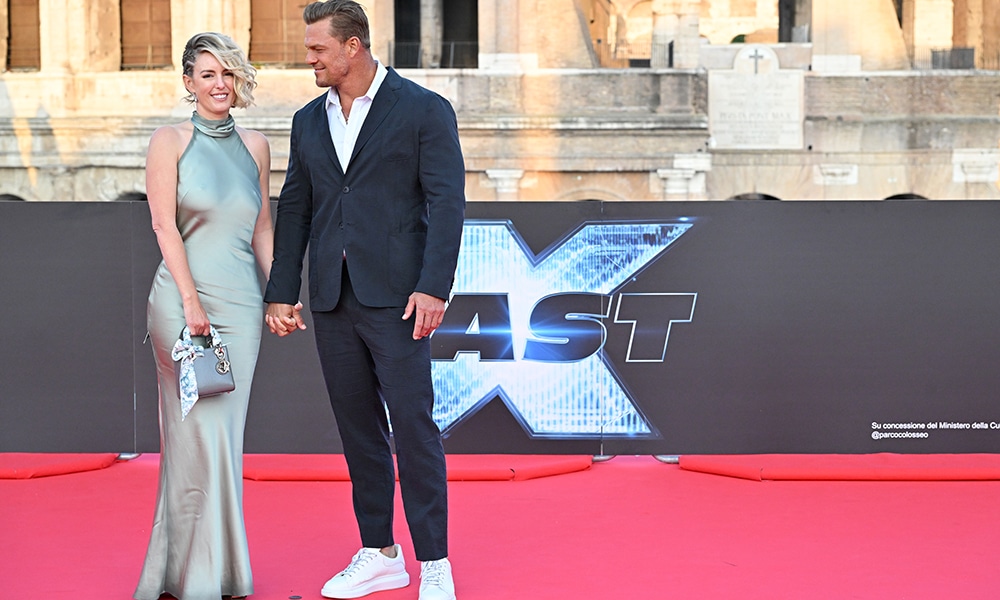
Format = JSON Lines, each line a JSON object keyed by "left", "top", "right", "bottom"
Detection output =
{"left": 320, "top": 545, "right": 410, "bottom": 599}
{"left": 419, "top": 557, "right": 456, "bottom": 600}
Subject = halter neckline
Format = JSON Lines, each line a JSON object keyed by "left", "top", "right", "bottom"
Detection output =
{"left": 191, "top": 111, "right": 235, "bottom": 138}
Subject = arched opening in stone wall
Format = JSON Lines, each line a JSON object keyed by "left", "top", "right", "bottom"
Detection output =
{"left": 6, "top": 0, "right": 41, "bottom": 70}
{"left": 729, "top": 192, "right": 782, "bottom": 200}
{"left": 556, "top": 188, "right": 626, "bottom": 202}
{"left": 115, "top": 192, "right": 148, "bottom": 202}
{"left": 611, "top": 0, "right": 652, "bottom": 67}
{"left": 393, "top": 0, "right": 478, "bottom": 68}
{"left": 249, "top": 0, "right": 307, "bottom": 66}
{"left": 121, "top": 0, "right": 172, "bottom": 69}
{"left": 884, "top": 193, "right": 928, "bottom": 200}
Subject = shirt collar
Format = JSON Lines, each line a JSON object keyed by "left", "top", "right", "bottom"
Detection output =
{"left": 325, "top": 60, "right": 388, "bottom": 110}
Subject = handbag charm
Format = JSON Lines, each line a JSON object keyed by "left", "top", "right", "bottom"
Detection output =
{"left": 171, "top": 325, "right": 236, "bottom": 420}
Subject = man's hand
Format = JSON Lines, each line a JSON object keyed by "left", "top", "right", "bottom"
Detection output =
{"left": 265, "top": 302, "right": 306, "bottom": 336}
{"left": 402, "top": 292, "right": 446, "bottom": 340}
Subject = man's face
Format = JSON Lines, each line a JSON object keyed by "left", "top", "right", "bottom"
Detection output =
{"left": 304, "top": 21, "right": 352, "bottom": 89}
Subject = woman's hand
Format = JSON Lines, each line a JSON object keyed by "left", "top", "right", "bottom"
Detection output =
{"left": 265, "top": 301, "right": 306, "bottom": 336}
{"left": 183, "top": 301, "right": 211, "bottom": 336}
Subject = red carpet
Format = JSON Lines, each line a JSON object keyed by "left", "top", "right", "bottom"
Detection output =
{"left": 679, "top": 453, "right": 1000, "bottom": 481}
{"left": 3, "top": 454, "right": 1000, "bottom": 599}
{"left": 243, "top": 454, "right": 593, "bottom": 482}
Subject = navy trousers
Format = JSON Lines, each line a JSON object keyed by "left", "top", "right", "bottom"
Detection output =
{"left": 311, "top": 263, "right": 448, "bottom": 561}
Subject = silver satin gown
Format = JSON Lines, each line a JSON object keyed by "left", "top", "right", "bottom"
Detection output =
{"left": 135, "top": 112, "right": 263, "bottom": 600}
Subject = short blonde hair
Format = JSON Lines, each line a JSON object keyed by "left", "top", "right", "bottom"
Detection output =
{"left": 181, "top": 32, "right": 257, "bottom": 109}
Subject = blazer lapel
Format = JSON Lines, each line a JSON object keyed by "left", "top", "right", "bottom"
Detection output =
{"left": 350, "top": 68, "right": 401, "bottom": 164}
{"left": 307, "top": 96, "right": 344, "bottom": 175}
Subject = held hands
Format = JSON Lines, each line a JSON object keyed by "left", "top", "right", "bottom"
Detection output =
{"left": 403, "top": 292, "right": 446, "bottom": 340}
{"left": 265, "top": 302, "right": 306, "bottom": 336}
{"left": 264, "top": 294, "right": 442, "bottom": 339}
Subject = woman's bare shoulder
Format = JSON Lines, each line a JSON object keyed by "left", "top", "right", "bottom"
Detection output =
{"left": 236, "top": 126, "right": 271, "bottom": 168}
{"left": 236, "top": 126, "right": 269, "bottom": 151}
{"left": 149, "top": 121, "right": 194, "bottom": 154}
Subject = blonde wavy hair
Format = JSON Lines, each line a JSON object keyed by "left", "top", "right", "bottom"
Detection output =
{"left": 181, "top": 32, "right": 257, "bottom": 109}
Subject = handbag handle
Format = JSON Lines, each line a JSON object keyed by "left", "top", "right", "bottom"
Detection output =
{"left": 179, "top": 325, "right": 224, "bottom": 349}
{"left": 177, "top": 325, "right": 228, "bottom": 363}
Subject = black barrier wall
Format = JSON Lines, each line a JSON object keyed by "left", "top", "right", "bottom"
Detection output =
{"left": 2, "top": 200, "right": 1000, "bottom": 455}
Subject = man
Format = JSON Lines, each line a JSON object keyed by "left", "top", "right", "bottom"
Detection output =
{"left": 263, "top": 2, "right": 465, "bottom": 599}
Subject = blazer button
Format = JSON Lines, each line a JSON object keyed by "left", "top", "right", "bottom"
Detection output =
{"left": 342, "top": 186, "right": 351, "bottom": 193}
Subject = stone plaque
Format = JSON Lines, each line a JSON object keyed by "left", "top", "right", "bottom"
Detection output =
{"left": 709, "top": 45, "right": 805, "bottom": 150}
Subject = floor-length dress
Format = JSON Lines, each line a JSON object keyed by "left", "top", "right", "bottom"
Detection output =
{"left": 135, "top": 112, "right": 263, "bottom": 600}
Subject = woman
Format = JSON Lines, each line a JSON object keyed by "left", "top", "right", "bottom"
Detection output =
{"left": 135, "top": 32, "right": 286, "bottom": 600}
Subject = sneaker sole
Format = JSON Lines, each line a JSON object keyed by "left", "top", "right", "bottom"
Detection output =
{"left": 321, "top": 572, "right": 410, "bottom": 599}
{"left": 418, "top": 589, "right": 456, "bottom": 600}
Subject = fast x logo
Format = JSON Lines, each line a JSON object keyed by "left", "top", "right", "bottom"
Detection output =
{"left": 431, "top": 220, "right": 697, "bottom": 439}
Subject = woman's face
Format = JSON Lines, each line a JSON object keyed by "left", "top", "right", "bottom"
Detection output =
{"left": 183, "top": 51, "right": 235, "bottom": 119}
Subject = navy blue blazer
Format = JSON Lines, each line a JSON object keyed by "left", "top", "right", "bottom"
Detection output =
{"left": 265, "top": 68, "right": 467, "bottom": 311}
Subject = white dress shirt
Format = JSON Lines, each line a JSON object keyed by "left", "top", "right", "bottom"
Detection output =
{"left": 325, "top": 61, "right": 388, "bottom": 173}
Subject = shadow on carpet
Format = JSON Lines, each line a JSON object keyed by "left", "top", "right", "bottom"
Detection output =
{"left": 243, "top": 454, "right": 594, "bottom": 481}
{"left": 0, "top": 453, "right": 594, "bottom": 481}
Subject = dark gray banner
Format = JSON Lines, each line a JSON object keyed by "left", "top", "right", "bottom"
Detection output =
{"left": 2, "top": 200, "right": 998, "bottom": 454}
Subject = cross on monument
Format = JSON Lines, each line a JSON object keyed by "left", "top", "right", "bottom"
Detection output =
{"left": 748, "top": 48, "right": 765, "bottom": 74}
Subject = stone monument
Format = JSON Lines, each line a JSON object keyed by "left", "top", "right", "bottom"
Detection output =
{"left": 708, "top": 45, "right": 804, "bottom": 150}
